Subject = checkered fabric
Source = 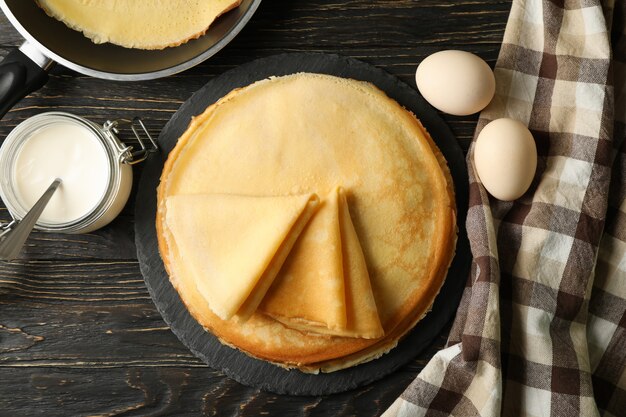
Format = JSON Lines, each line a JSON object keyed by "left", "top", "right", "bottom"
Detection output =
{"left": 383, "top": 0, "right": 626, "bottom": 416}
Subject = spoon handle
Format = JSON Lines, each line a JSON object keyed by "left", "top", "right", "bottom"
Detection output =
{"left": 0, "top": 178, "right": 61, "bottom": 261}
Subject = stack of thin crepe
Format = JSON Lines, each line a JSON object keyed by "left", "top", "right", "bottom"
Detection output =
{"left": 157, "top": 73, "right": 456, "bottom": 372}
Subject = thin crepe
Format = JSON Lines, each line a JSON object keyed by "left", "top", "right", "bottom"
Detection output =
{"left": 164, "top": 193, "right": 319, "bottom": 320}
{"left": 260, "top": 187, "right": 346, "bottom": 331}
{"left": 261, "top": 187, "right": 384, "bottom": 339}
{"left": 36, "top": 0, "right": 241, "bottom": 49}
{"left": 336, "top": 188, "right": 384, "bottom": 339}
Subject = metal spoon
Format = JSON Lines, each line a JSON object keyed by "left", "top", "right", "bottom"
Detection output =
{"left": 0, "top": 178, "right": 61, "bottom": 261}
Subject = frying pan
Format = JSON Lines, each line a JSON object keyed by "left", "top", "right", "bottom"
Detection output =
{"left": 0, "top": 0, "right": 261, "bottom": 119}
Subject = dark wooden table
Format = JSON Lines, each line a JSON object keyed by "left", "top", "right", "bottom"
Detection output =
{"left": 0, "top": 2, "right": 510, "bottom": 416}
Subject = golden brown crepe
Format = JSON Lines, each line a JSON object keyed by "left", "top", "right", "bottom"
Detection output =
{"left": 157, "top": 73, "right": 456, "bottom": 372}
{"left": 261, "top": 187, "right": 384, "bottom": 339}
{"left": 335, "top": 187, "right": 384, "bottom": 339}
{"left": 36, "top": 0, "right": 241, "bottom": 50}
{"left": 164, "top": 193, "right": 319, "bottom": 320}
{"left": 260, "top": 187, "right": 347, "bottom": 332}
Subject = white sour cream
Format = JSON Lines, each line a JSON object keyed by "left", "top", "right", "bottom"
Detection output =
{"left": 13, "top": 123, "right": 110, "bottom": 224}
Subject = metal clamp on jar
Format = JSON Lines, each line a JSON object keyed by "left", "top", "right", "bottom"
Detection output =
{"left": 0, "top": 112, "right": 158, "bottom": 238}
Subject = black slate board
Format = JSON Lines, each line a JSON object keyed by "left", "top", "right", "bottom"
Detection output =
{"left": 135, "top": 52, "right": 470, "bottom": 396}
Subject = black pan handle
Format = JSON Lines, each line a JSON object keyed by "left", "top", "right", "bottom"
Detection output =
{"left": 0, "top": 47, "right": 51, "bottom": 120}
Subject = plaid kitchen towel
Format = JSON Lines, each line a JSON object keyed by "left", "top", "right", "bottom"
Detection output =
{"left": 384, "top": 0, "right": 626, "bottom": 416}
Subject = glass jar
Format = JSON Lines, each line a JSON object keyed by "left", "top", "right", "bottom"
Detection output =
{"left": 0, "top": 112, "right": 157, "bottom": 234}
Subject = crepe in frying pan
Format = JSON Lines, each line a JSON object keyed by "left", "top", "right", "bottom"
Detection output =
{"left": 36, "top": 0, "right": 241, "bottom": 50}
{"left": 157, "top": 73, "right": 456, "bottom": 372}
{"left": 164, "top": 193, "right": 319, "bottom": 320}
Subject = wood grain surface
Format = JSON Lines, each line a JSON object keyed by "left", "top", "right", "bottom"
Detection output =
{"left": 0, "top": 1, "right": 510, "bottom": 415}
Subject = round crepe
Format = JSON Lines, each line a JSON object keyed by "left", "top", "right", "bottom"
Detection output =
{"left": 36, "top": 0, "right": 241, "bottom": 50}
{"left": 157, "top": 73, "right": 456, "bottom": 372}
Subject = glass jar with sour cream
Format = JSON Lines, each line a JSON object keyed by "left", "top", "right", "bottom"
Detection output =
{"left": 0, "top": 112, "right": 157, "bottom": 234}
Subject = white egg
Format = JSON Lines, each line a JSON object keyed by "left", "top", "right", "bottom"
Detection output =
{"left": 415, "top": 50, "right": 496, "bottom": 116}
{"left": 473, "top": 118, "right": 537, "bottom": 201}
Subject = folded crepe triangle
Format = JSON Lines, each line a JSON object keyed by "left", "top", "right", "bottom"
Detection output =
{"left": 337, "top": 189, "right": 384, "bottom": 339}
{"left": 260, "top": 187, "right": 347, "bottom": 330}
{"left": 164, "top": 193, "right": 320, "bottom": 320}
{"left": 261, "top": 187, "right": 384, "bottom": 339}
